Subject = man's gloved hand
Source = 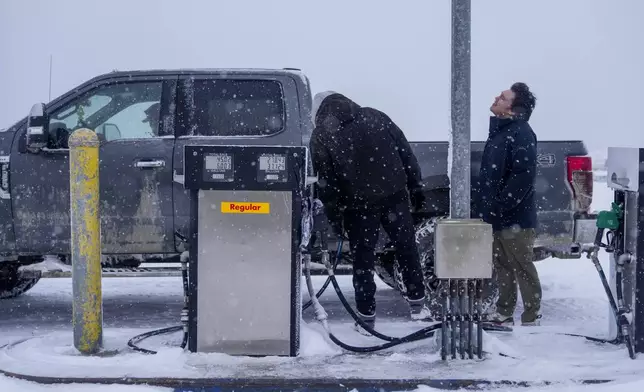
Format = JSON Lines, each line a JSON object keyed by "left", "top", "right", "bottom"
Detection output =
{"left": 409, "top": 188, "right": 426, "bottom": 212}
{"left": 324, "top": 204, "right": 345, "bottom": 237}
{"left": 330, "top": 219, "right": 344, "bottom": 238}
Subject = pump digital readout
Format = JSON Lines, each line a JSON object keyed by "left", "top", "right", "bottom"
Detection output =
{"left": 257, "top": 153, "right": 287, "bottom": 183}
{"left": 203, "top": 153, "right": 234, "bottom": 182}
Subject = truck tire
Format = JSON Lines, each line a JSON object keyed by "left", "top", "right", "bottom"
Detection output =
{"left": 0, "top": 265, "right": 42, "bottom": 299}
{"left": 374, "top": 217, "right": 439, "bottom": 296}
{"left": 373, "top": 217, "right": 499, "bottom": 315}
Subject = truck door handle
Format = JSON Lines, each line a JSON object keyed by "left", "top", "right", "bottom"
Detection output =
{"left": 134, "top": 159, "right": 165, "bottom": 168}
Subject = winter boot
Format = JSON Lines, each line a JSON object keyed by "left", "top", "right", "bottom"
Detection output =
{"left": 408, "top": 297, "right": 434, "bottom": 321}
{"left": 353, "top": 311, "right": 376, "bottom": 336}
{"left": 486, "top": 311, "right": 515, "bottom": 326}
{"left": 521, "top": 314, "right": 542, "bottom": 326}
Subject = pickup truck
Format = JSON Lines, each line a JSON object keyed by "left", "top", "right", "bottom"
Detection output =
{"left": 0, "top": 68, "right": 595, "bottom": 299}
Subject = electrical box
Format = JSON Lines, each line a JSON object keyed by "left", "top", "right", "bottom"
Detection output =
{"left": 434, "top": 219, "right": 493, "bottom": 279}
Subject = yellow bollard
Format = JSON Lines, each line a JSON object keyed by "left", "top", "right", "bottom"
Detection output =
{"left": 69, "top": 128, "right": 103, "bottom": 355}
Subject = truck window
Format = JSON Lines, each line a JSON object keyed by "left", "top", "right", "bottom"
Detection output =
{"left": 48, "top": 81, "right": 164, "bottom": 143}
{"left": 179, "top": 78, "right": 285, "bottom": 137}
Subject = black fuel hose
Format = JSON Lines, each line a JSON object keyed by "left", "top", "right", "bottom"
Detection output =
{"left": 526, "top": 242, "right": 635, "bottom": 359}
{"left": 325, "top": 239, "right": 429, "bottom": 342}
{"left": 303, "top": 239, "right": 443, "bottom": 353}
{"left": 301, "top": 244, "right": 342, "bottom": 312}
{"left": 326, "top": 323, "right": 441, "bottom": 353}
{"left": 128, "top": 245, "right": 190, "bottom": 355}
{"left": 128, "top": 325, "right": 183, "bottom": 354}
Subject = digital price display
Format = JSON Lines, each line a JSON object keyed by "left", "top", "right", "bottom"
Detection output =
{"left": 257, "top": 153, "right": 287, "bottom": 183}
{"left": 259, "top": 155, "right": 286, "bottom": 172}
{"left": 203, "top": 153, "right": 234, "bottom": 182}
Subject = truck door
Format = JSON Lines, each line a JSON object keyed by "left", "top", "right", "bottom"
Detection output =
{"left": 172, "top": 73, "right": 301, "bottom": 245}
{"left": 10, "top": 75, "right": 178, "bottom": 255}
{"left": 0, "top": 138, "right": 15, "bottom": 253}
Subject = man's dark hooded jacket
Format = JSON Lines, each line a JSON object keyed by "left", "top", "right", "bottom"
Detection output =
{"left": 309, "top": 93, "right": 424, "bottom": 225}
{"left": 476, "top": 113, "right": 538, "bottom": 232}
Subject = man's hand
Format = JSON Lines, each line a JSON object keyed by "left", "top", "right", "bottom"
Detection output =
{"left": 324, "top": 204, "right": 345, "bottom": 237}
{"left": 409, "top": 188, "right": 426, "bottom": 211}
{"left": 327, "top": 214, "right": 344, "bottom": 238}
{"left": 330, "top": 220, "right": 344, "bottom": 238}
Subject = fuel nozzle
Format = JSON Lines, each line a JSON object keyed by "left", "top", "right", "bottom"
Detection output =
{"left": 595, "top": 202, "right": 623, "bottom": 249}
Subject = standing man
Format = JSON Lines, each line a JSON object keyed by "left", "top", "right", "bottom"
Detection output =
{"left": 309, "top": 91, "right": 431, "bottom": 334}
{"left": 476, "top": 82, "right": 542, "bottom": 326}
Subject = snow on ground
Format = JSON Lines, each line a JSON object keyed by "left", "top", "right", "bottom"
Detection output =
{"left": 2, "top": 179, "right": 644, "bottom": 391}
{"left": 0, "top": 377, "right": 168, "bottom": 392}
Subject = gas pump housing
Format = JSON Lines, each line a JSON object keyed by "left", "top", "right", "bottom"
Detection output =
{"left": 605, "top": 147, "right": 644, "bottom": 354}
{"left": 183, "top": 144, "right": 307, "bottom": 357}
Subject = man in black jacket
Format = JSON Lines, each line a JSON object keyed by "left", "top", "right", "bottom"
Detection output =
{"left": 476, "top": 82, "right": 542, "bottom": 326}
{"left": 309, "top": 91, "right": 430, "bottom": 333}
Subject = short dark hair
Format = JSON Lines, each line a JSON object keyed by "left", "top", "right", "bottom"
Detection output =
{"left": 510, "top": 82, "right": 536, "bottom": 120}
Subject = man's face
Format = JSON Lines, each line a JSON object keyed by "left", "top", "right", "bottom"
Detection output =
{"left": 490, "top": 89, "right": 516, "bottom": 117}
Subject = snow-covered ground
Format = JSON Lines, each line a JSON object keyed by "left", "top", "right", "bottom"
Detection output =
{"left": 2, "top": 175, "right": 644, "bottom": 391}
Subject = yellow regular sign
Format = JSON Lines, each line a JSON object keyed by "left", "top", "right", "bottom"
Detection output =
{"left": 221, "top": 202, "right": 270, "bottom": 214}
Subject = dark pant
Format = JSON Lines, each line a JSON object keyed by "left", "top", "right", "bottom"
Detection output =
{"left": 344, "top": 191, "right": 425, "bottom": 316}
{"left": 493, "top": 228, "right": 541, "bottom": 323}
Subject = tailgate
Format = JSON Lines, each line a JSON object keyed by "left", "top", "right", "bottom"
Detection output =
{"left": 534, "top": 141, "right": 591, "bottom": 248}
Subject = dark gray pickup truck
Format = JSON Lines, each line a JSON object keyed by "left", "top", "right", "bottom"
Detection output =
{"left": 0, "top": 68, "right": 595, "bottom": 299}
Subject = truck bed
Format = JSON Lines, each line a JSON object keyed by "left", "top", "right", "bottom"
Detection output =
{"left": 408, "top": 139, "right": 590, "bottom": 249}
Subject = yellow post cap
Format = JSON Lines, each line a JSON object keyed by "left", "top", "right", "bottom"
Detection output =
{"left": 68, "top": 128, "right": 100, "bottom": 148}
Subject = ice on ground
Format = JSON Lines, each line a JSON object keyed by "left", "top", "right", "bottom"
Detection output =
{"left": 1, "top": 254, "right": 643, "bottom": 383}
{"left": 0, "top": 375, "right": 169, "bottom": 391}
{"left": 3, "top": 253, "right": 644, "bottom": 389}
{"left": 2, "top": 376, "right": 644, "bottom": 392}
{"left": 413, "top": 379, "right": 644, "bottom": 392}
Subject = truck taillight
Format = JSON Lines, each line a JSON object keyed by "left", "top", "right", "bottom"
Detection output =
{"left": 566, "top": 156, "right": 593, "bottom": 214}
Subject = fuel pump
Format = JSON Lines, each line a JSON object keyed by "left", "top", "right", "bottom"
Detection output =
{"left": 581, "top": 146, "right": 644, "bottom": 359}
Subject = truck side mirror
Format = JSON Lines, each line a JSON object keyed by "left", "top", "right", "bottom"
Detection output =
{"left": 25, "top": 103, "right": 49, "bottom": 151}
{"left": 102, "top": 123, "right": 121, "bottom": 141}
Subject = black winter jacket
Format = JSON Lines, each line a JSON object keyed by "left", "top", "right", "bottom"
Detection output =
{"left": 309, "top": 93, "right": 423, "bottom": 220}
{"left": 476, "top": 115, "right": 538, "bottom": 231}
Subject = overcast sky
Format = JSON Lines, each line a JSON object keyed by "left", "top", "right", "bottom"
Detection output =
{"left": 1, "top": 0, "right": 642, "bottom": 156}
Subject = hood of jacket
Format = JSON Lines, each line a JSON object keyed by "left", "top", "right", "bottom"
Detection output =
{"left": 312, "top": 91, "right": 361, "bottom": 130}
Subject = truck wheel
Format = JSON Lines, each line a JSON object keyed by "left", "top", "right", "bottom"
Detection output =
{"left": 374, "top": 249, "right": 405, "bottom": 293}
{"left": 374, "top": 218, "right": 440, "bottom": 300}
{"left": 0, "top": 265, "right": 42, "bottom": 299}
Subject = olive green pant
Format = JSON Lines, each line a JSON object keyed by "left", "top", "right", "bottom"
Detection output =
{"left": 493, "top": 228, "right": 542, "bottom": 323}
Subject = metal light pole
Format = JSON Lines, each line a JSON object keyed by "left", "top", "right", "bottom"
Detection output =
{"left": 440, "top": 0, "right": 475, "bottom": 362}
{"left": 450, "top": 0, "right": 471, "bottom": 219}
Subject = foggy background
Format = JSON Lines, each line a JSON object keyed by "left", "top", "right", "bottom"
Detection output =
{"left": 1, "top": 0, "right": 642, "bottom": 158}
